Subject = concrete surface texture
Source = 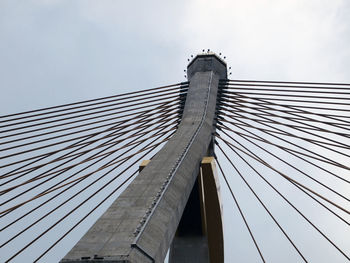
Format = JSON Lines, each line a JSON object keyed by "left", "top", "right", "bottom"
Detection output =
{"left": 61, "top": 53, "right": 227, "bottom": 263}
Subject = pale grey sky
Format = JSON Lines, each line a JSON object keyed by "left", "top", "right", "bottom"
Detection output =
{"left": 1, "top": 1, "right": 350, "bottom": 262}
{"left": 1, "top": 0, "right": 349, "bottom": 114}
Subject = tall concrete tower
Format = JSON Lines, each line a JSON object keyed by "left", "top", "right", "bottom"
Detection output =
{"left": 61, "top": 53, "right": 227, "bottom": 263}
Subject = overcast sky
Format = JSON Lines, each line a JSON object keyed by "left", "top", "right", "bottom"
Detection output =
{"left": 1, "top": 1, "right": 350, "bottom": 262}
{"left": 1, "top": 0, "right": 350, "bottom": 114}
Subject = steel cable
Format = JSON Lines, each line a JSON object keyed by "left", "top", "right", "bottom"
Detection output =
{"left": 216, "top": 137, "right": 350, "bottom": 260}
{"left": 215, "top": 156, "right": 266, "bottom": 262}
{"left": 0, "top": 115, "right": 178, "bottom": 211}
{"left": 4, "top": 127, "right": 174, "bottom": 262}
{"left": 217, "top": 107, "right": 350, "bottom": 170}
{"left": 216, "top": 125, "right": 350, "bottom": 226}
{"left": 0, "top": 123, "right": 175, "bottom": 233}
{"left": 215, "top": 142, "right": 308, "bottom": 262}
{"left": 0, "top": 82, "right": 188, "bottom": 120}
{"left": 216, "top": 117, "right": 350, "bottom": 185}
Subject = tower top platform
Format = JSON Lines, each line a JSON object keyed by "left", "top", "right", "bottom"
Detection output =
{"left": 187, "top": 52, "right": 227, "bottom": 80}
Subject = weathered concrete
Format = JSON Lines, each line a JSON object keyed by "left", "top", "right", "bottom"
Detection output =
{"left": 61, "top": 53, "right": 226, "bottom": 263}
{"left": 200, "top": 157, "right": 224, "bottom": 263}
{"left": 169, "top": 236, "right": 209, "bottom": 263}
{"left": 169, "top": 178, "right": 209, "bottom": 263}
{"left": 169, "top": 157, "right": 224, "bottom": 263}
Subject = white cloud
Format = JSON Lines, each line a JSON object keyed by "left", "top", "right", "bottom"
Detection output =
{"left": 181, "top": 0, "right": 350, "bottom": 82}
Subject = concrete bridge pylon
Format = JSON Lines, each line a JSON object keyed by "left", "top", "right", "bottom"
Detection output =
{"left": 61, "top": 53, "right": 227, "bottom": 263}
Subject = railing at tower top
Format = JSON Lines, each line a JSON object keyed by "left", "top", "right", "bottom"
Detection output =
{"left": 1, "top": 64, "right": 350, "bottom": 261}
